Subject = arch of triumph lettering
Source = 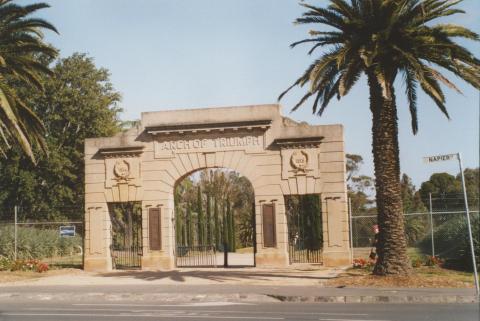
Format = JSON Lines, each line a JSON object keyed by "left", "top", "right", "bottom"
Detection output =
{"left": 84, "top": 104, "right": 351, "bottom": 271}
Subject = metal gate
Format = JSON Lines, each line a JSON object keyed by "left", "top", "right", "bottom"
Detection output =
{"left": 111, "top": 244, "right": 142, "bottom": 269}
{"left": 288, "top": 243, "right": 322, "bottom": 263}
{"left": 286, "top": 195, "right": 323, "bottom": 264}
{"left": 109, "top": 202, "right": 143, "bottom": 269}
{"left": 175, "top": 245, "right": 217, "bottom": 267}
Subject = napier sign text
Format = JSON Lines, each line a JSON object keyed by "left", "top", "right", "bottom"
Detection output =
{"left": 423, "top": 153, "right": 457, "bottom": 163}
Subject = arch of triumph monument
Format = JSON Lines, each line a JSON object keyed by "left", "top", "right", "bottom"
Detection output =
{"left": 84, "top": 104, "right": 351, "bottom": 271}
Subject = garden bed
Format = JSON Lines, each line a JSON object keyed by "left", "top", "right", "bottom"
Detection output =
{"left": 0, "top": 268, "right": 83, "bottom": 284}
{"left": 326, "top": 266, "right": 475, "bottom": 288}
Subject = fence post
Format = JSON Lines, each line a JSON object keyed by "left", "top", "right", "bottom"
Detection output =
{"left": 428, "top": 193, "right": 435, "bottom": 257}
{"left": 14, "top": 205, "right": 18, "bottom": 261}
{"left": 348, "top": 197, "right": 353, "bottom": 262}
{"left": 457, "top": 153, "right": 479, "bottom": 296}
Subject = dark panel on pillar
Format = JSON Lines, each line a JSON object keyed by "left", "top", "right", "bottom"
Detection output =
{"left": 262, "top": 204, "right": 276, "bottom": 247}
{"left": 149, "top": 208, "right": 162, "bottom": 250}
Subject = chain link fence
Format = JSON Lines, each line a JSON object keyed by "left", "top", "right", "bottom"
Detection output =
{"left": 0, "top": 206, "right": 84, "bottom": 268}
{"left": 351, "top": 194, "right": 479, "bottom": 271}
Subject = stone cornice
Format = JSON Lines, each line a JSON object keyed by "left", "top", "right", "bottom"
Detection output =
{"left": 273, "top": 136, "right": 324, "bottom": 149}
{"left": 98, "top": 146, "right": 145, "bottom": 158}
{"left": 145, "top": 120, "right": 272, "bottom": 135}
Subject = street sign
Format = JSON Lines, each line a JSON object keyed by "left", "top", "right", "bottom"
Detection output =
{"left": 423, "top": 153, "right": 458, "bottom": 163}
{"left": 422, "top": 151, "right": 479, "bottom": 296}
{"left": 59, "top": 225, "right": 75, "bottom": 237}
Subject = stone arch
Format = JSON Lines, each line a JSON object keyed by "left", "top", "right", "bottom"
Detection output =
{"left": 83, "top": 104, "right": 351, "bottom": 271}
{"left": 140, "top": 151, "right": 286, "bottom": 270}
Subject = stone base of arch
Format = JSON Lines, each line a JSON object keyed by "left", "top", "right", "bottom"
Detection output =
{"left": 322, "top": 251, "right": 351, "bottom": 267}
{"left": 84, "top": 257, "right": 112, "bottom": 272}
{"left": 142, "top": 254, "right": 174, "bottom": 270}
{"left": 255, "top": 250, "right": 289, "bottom": 268}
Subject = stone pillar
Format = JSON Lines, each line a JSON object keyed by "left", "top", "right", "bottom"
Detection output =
{"left": 84, "top": 204, "right": 112, "bottom": 271}
{"left": 321, "top": 194, "right": 351, "bottom": 266}
{"left": 255, "top": 197, "right": 289, "bottom": 267}
{"left": 141, "top": 194, "right": 175, "bottom": 270}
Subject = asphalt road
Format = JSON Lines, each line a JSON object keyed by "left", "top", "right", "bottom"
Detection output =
{"left": 0, "top": 284, "right": 475, "bottom": 297}
{"left": 0, "top": 301, "right": 477, "bottom": 321}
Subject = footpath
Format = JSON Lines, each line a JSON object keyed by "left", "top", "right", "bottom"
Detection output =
{"left": 0, "top": 267, "right": 477, "bottom": 304}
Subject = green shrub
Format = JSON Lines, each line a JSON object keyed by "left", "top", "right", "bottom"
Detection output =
{"left": 0, "top": 225, "right": 82, "bottom": 260}
{"left": 411, "top": 257, "right": 423, "bottom": 268}
{"left": 419, "top": 214, "right": 479, "bottom": 271}
{"left": 0, "top": 255, "right": 10, "bottom": 271}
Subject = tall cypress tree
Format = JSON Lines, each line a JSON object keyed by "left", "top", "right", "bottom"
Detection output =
{"left": 186, "top": 202, "right": 193, "bottom": 246}
{"left": 231, "top": 208, "right": 236, "bottom": 252}
{"left": 214, "top": 197, "right": 220, "bottom": 248}
{"left": 197, "top": 186, "right": 204, "bottom": 245}
{"left": 181, "top": 211, "right": 186, "bottom": 246}
{"left": 175, "top": 207, "right": 183, "bottom": 246}
{"left": 206, "top": 192, "right": 212, "bottom": 245}
{"left": 223, "top": 200, "right": 229, "bottom": 252}
{"left": 226, "top": 199, "right": 233, "bottom": 252}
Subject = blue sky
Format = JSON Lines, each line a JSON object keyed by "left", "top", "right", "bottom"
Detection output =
{"left": 26, "top": 0, "right": 479, "bottom": 187}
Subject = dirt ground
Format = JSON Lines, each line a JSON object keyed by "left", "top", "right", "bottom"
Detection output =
{"left": 0, "top": 265, "right": 474, "bottom": 288}
{"left": 326, "top": 266, "right": 475, "bottom": 288}
{"left": 0, "top": 268, "right": 83, "bottom": 283}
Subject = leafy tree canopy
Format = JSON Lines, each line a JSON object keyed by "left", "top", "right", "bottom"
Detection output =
{"left": 0, "top": 53, "right": 122, "bottom": 221}
{"left": 400, "top": 173, "right": 426, "bottom": 213}
{"left": 419, "top": 169, "right": 479, "bottom": 211}
{"left": 346, "top": 154, "right": 376, "bottom": 214}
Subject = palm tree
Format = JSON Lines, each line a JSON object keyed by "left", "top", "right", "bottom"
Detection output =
{"left": 280, "top": 0, "right": 479, "bottom": 275}
{"left": 0, "top": 1, "right": 58, "bottom": 161}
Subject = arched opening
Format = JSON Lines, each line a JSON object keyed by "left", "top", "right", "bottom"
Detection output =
{"left": 174, "top": 168, "right": 255, "bottom": 267}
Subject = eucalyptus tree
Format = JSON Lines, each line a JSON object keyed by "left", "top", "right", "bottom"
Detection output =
{"left": 280, "top": 0, "right": 480, "bottom": 274}
{"left": 0, "top": 1, "right": 58, "bottom": 161}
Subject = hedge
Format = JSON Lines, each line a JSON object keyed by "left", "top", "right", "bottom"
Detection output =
{"left": 0, "top": 225, "right": 82, "bottom": 260}
{"left": 419, "top": 213, "right": 479, "bottom": 271}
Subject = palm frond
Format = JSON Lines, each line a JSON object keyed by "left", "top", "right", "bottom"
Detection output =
{"left": 432, "top": 24, "right": 479, "bottom": 40}
{"left": 403, "top": 67, "right": 419, "bottom": 134}
{"left": 338, "top": 58, "right": 362, "bottom": 97}
{"left": 282, "top": 0, "right": 478, "bottom": 124}
{"left": 0, "top": 0, "right": 57, "bottom": 161}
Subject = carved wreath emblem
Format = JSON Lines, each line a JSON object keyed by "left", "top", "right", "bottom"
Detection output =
{"left": 113, "top": 160, "right": 130, "bottom": 179}
{"left": 290, "top": 150, "right": 308, "bottom": 172}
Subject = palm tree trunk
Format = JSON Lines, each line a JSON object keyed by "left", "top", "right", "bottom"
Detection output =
{"left": 367, "top": 71, "right": 411, "bottom": 275}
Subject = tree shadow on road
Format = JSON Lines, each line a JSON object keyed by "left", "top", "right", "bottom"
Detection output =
{"left": 97, "top": 268, "right": 333, "bottom": 283}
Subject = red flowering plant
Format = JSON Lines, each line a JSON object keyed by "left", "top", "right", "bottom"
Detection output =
{"left": 36, "top": 262, "right": 49, "bottom": 273}
{"left": 353, "top": 258, "right": 367, "bottom": 268}
{"left": 425, "top": 255, "right": 444, "bottom": 267}
{"left": 9, "top": 259, "right": 49, "bottom": 273}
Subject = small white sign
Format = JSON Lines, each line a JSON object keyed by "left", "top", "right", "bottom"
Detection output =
{"left": 423, "top": 153, "right": 458, "bottom": 164}
{"left": 60, "top": 225, "right": 75, "bottom": 237}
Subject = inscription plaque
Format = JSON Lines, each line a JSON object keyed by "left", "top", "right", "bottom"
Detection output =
{"left": 155, "top": 133, "right": 264, "bottom": 158}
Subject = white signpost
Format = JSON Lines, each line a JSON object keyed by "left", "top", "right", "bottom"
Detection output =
{"left": 423, "top": 152, "right": 479, "bottom": 296}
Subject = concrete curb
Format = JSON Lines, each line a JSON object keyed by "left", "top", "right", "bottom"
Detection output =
{"left": 267, "top": 294, "right": 479, "bottom": 304}
{"left": 0, "top": 292, "right": 477, "bottom": 304}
